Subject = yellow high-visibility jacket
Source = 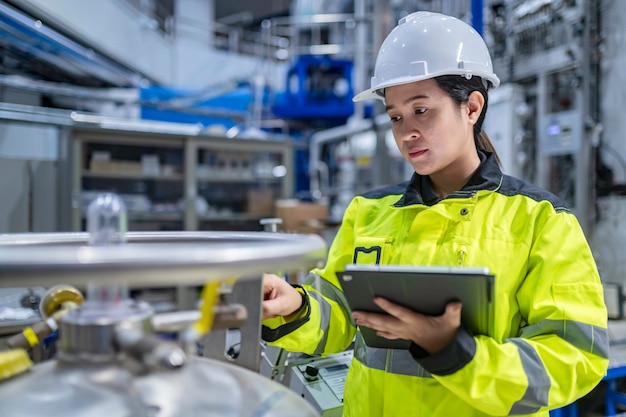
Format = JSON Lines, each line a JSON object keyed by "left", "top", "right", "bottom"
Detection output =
{"left": 263, "top": 152, "right": 608, "bottom": 417}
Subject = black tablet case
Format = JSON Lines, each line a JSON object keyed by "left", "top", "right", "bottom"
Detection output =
{"left": 337, "top": 264, "right": 494, "bottom": 350}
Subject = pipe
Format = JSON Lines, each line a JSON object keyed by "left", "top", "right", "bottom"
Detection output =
{"left": 308, "top": 117, "right": 373, "bottom": 200}
{"left": 471, "top": 0, "right": 483, "bottom": 36}
{"left": 0, "top": 1, "right": 145, "bottom": 87}
{"left": 353, "top": 0, "right": 367, "bottom": 119}
{"left": 308, "top": 113, "right": 392, "bottom": 201}
{"left": 152, "top": 304, "right": 247, "bottom": 333}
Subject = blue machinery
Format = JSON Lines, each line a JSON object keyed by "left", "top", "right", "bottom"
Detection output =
{"left": 272, "top": 55, "right": 355, "bottom": 121}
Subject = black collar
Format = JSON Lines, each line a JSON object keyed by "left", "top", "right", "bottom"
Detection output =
{"left": 394, "top": 151, "right": 503, "bottom": 207}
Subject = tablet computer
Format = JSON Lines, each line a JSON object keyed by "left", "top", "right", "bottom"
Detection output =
{"left": 337, "top": 264, "right": 494, "bottom": 350}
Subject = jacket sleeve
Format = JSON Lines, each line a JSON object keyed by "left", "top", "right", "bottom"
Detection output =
{"left": 413, "top": 209, "right": 609, "bottom": 415}
{"left": 261, "top": 200, "right": 358, "bottom": 355}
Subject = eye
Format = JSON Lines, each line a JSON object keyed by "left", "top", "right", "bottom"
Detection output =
{"left": 415, "top": 108, "right": 427, "bottom": 115}
{"left": 388, "top": 115, "right": 401, "bottom": 123}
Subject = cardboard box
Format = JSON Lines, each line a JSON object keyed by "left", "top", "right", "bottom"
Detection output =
{"left": 275, "top": 199, "right": 328, "bottom": 233}
{"left": 247, "top": 189, "right": 275, "bottom": 216}
{"left": 89, "top": 160, "right": 143, "bottom": 175}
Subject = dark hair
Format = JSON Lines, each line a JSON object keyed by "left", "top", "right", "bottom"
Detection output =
{"left": 433, "top": 75, "right": 501, "bottom": 166}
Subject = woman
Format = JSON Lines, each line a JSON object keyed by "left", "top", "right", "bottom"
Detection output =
{"left": 262, "top": 11, "right": 608, "bottom": 416}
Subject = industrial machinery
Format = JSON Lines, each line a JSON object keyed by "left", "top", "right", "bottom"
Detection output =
{"left": 256, "top": 217, "right": 352, "bottom": 417}
{"left": 272, "top": 54, "right": 355, "bottom": 121}
{"left": 260, "top": 340, "right": 353, "bottom": 417}
{"left": 286, "top": 350, "right": 353, "bottom": 417}
{"left": 0, "top": 193, "right": 327, "bottom": 416}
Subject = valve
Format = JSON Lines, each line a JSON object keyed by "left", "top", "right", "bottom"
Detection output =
{"left": 6, "top": 285, "right": 84, "bottom": 351}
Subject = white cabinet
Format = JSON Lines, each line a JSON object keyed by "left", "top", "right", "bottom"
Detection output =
{"left": 72, "top": 129, "right": 294, "bottom": 232}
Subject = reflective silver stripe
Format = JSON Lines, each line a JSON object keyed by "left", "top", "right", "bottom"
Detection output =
{"left": 304, "top": 274, "right": 353, "bottom": 314}
{"left": 519, "top": 319, "right": 609, "bottom": 359}
{"left": 354, "top": 333, "right": 387, "bottom": 370}
{"left": 303, "top": 274, "right": 353, "bottom": 354}
{"left": 353, "top": 334, "right": 432, "bottom": 378}
{"left": 508, "top": 339, "right": 550, "bottom": 415}
{"left": 308, "top": 287, "right": 332, "bottom": 355}
{"left": 388, "top": 349, "right": 432, "bottom": 377}
{"left": 595, "top": 326, "right": 610, "bottom": 357}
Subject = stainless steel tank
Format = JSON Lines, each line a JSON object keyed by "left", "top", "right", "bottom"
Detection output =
{"left": 0, "top": 230, "right": 327, "bottom": 417}
{"left": 1, "top": 355, "right": 317, "bottom": 416}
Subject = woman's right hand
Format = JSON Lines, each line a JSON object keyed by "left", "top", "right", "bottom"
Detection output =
{"left": 262, "top": 273, "right": 303, "bottom": 319}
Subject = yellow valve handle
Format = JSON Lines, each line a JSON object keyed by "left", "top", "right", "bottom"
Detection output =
{"left": 192, "top": 281, "right": 222, "bottom": 336}
{"left": 0, "top": 349, "right": 33, "bottom": 381}
{"left": 21, "top": 327, "right": 39, "bottom": 348}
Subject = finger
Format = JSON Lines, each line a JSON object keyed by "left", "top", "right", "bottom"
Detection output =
{"left": 373, "top": 297, "right": 414, "bottom": 318}
{"left": 354, "top": 312, "right": 396, "bottom": 333}
{"left": 376, "top": 330, "right": 400, "bottom": 339}
{"left": 261, "top": 306, "right": 276, "bottom": 319}
{"left": 262, "top": 298, "right": 282, "bottom": 317}
{"left": 262, "top": 273, "right": 280, "bottom": 288}
{"left": 352, "top": 311, "right": 387, "bottom": 324}
{"left": 263, "top": 287, "right": 277, "bottom": 301}
{"left": 352, "top": 312, "right": 371, "bottom": 328}
{"left": 261, "top": 300, "right": 273, "bottom": 317}
{"left": 262, "top": 278, "right": 275, "bottom": 292}
{"left": 262, "top": 273, "right": 273, "bottom": 284}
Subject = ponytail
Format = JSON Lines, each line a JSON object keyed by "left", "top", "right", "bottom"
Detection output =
{"left": 475, "top": 129, "right": 502, "bottom": 166}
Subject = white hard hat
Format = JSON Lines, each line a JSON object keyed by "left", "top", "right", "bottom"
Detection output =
{"left": 353, "top": 11, "right": 500, "bottom": 102}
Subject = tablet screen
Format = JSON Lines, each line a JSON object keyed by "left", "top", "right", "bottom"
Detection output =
{"left": 337, "top": 264, "right": 494, "bottom": 350}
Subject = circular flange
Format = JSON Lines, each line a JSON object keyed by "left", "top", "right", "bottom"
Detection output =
{"left": 0, "top": 231, "right": 327, "bottom": 288}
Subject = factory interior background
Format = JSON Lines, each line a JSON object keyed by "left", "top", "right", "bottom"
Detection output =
{"left": 1, "top": 0, "right": 626, "bottom": 416}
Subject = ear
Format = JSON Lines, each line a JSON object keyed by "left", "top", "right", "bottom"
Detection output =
{"left": 466, "top": 91, "right": 485, "bottom": 125}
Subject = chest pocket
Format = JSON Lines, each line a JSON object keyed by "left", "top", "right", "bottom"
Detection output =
{"left": 353, "top": 237, "right": 394, "bottom": 265}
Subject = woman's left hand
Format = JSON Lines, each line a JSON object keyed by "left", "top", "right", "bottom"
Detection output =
{"left": 352, "top": 298, "right": 462, "bottom": 355}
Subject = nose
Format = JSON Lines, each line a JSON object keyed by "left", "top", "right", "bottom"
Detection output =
{"left": 398, "top": 120, "right": 419, "bottom": 142}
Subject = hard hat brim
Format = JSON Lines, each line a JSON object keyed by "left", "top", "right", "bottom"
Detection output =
{"left": 352, "top": 87, "right": 382, "bottom": 103}
{"left": 352, "top": 71, "right": 501, "bottom": 103}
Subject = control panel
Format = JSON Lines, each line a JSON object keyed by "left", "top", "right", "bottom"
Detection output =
{"left": 287, "top": 350, "right": 353, "bottom": 417}
{"left": 538, "top": 110, "right": 582, "bottom": 156}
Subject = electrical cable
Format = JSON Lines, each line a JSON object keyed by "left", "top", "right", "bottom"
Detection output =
{"left": 226, "top": 342, "right": 241, "bottom": 359}
{"left": 600, "top": 141, "right": 626, "bottom": 182}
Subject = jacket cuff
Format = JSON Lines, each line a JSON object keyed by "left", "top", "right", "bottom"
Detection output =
{"left": 409, "top": 327, "right": 476, "bottom": 376}
{"left": 261, "top": 284, "right": 310, "bottom": 342}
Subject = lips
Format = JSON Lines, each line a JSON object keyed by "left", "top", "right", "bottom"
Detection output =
{"left": 408, "top": 149, "right": 427, "bottom": 158}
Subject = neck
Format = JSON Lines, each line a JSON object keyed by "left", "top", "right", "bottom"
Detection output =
{"left": 430, "top": 152, "right": 481, "bottom": 199}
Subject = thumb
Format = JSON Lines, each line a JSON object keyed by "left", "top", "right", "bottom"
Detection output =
{"left": 445, "top": 301, "right": 462, "bottom": 317}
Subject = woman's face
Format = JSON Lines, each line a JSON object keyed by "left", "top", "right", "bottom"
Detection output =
{"left": 384, "top": 78, "right": 478, "bottom": 177}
